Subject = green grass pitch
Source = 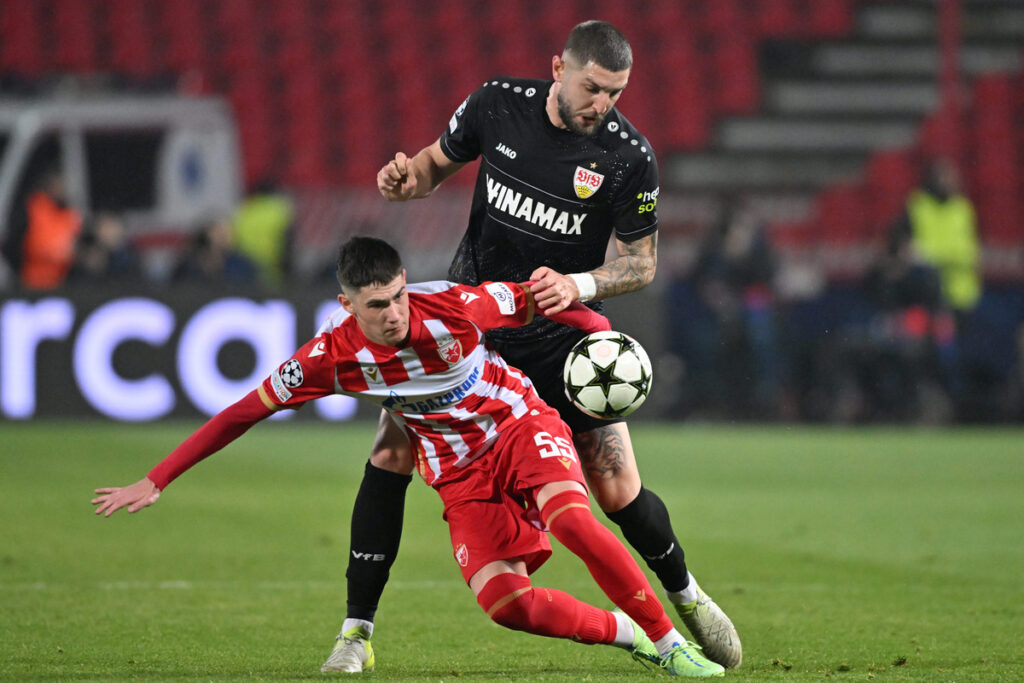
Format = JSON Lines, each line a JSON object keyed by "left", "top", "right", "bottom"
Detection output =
{"left": 1, "top": 421, "right": 1022, "bottom": 681}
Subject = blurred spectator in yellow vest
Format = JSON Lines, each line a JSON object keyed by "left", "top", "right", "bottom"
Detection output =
{"left": 232, "top": 181, "right": 294, "bottom": 287}
{"left": 894, "top": 158, "right": 981, "bottom": 314}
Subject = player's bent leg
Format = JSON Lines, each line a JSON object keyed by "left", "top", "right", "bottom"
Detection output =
{"left": 575, "top": 423, "right": 689, "bottom": 591}
{"left": 536, "top": 484, "right": 674, "bottom": 641}
{"left": 337, "top": 410, "right": 413, "bottom": 669}
{"left": 574, "top": 424, "right": 742, "bottom": 669}
{"left": 471, "top": 561, "right": 658, "bottom": 669}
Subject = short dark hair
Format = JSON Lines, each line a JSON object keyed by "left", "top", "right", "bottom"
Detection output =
{"left": 564, "top": 20, "right": 633, "bottom": 72}
{"left": 336, "top": 236, "right": 403, "bottom": 291}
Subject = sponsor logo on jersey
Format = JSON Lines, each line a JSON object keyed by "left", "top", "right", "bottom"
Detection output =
{"left": 574, "top": 166, "right": 605, "bottom": 199}
{"left": 486, "top": 174, "right": 588, "bottom": 236}
{"left": 455, "top": 543, "right": 469, "bottom": 567}
{"left": 496, "top": 143, "right": 517, "bottom": 159}
{"left": 636, "top": 186, "right": 660, "bottom": 215}
{"left": 269, "top": 370, "right": 292, "bottom": 402}
{"left": 280, "top": 359, "right": 304, "bottom": 388}
{"left": 308, "top": 340, "right": 326, "bottom": 358}
{"left": 437, "top": 336, "right": 462, "bottom": 365}
{"left": 382, "top": 366, "right": 481, "bottom": 413}
{"left": 484, "top": 282, "right": 517, "bottom": 315}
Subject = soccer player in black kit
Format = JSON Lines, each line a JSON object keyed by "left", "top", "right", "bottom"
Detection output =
{"left": 322, "top": 21, "right": 741, "bottom": 676}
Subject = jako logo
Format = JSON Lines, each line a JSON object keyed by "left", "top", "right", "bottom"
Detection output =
{"left": 496, "top": 143, "right": 517, "bottom": 159}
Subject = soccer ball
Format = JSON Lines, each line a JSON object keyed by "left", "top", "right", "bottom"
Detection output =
{"left": 563, "top": 331, "right": 652, "bottom": 419}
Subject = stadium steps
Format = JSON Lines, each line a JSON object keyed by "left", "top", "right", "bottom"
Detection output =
{"left": 665, "top": 0, "right": 1024, "bottom": 231}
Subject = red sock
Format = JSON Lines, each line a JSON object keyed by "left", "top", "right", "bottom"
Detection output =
{"left": 541, "top": 489, "right": 675, "bottom": 641}
{"left": 475, "top": 572, "right": 617, "bottom": 645}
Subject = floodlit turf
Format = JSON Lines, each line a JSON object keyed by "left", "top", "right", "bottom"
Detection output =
{"left": 1, "top": 421, "right": 1022, "bottom": 681}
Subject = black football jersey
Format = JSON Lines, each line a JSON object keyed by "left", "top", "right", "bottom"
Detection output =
{"left": 440, "top": 77, "right": 660, "bottom": 343}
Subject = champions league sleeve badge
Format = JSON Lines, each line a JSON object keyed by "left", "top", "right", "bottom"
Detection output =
{"left": 573, "top": 166, "right": 605, "bottom": 199}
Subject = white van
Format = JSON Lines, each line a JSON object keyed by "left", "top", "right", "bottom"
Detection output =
{"left": 0, "top": 94, "right": 242, "bottom": 255}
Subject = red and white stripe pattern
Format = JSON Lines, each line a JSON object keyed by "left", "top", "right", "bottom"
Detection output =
{"left": 266, "top": 280, "right": 549, "bottom": 485}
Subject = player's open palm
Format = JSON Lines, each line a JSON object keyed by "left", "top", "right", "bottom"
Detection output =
{"left": 377, "top": 153, "right": 418, "bottom": 201}
{"left": 92, "top": 477, "right": 160, "bottom": 517}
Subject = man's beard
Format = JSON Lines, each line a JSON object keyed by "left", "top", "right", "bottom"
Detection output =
{"left": 557, "top": 92, "right": 603, "bottom": 136}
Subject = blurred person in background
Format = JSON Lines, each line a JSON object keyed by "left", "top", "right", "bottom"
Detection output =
{"left": 232, "top": 179, "right": 294, "bottom": 287}
{"left": 172, "top": 216, "right": 258, "bottom": 285}
{"left": 6, "top": 166, "right": 82, "bottom": 290}
{"left": 70, "top": 211, "right": 141, "bottom": 284}
{"left": 875, "top": 158, "right": 982, "bottom": 418}
{"left": 684, "top": 202, "right": 781, "bottom": 420}
{"left": 333, "top": 20, "right": 741, "bottom": 675}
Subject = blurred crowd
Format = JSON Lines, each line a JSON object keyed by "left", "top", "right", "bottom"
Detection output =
{"left": 667, "top": 158, "right": 1023, "bottom": 425}
{"left": 0, "top": 169, "right": 295, "bottom": 292}
{"left": 2, "top": 158, "right": 1022, "bottom": 424}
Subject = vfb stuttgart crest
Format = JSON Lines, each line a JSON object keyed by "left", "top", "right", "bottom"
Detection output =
{"left": 438, "top": 336, "right": 462, "bottom": 365}
{"left": 573, "top": 166, "right": 605, "bottom": 199}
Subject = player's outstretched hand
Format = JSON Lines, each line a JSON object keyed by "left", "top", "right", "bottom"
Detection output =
{"left": 529, "top": 266, "right": 580, "bottom": 316}
{"left": 92, "top": 477, "right": 160, "bottom": 517}
{"left": 377, "top": 152, "right": 418, "bottom": 201}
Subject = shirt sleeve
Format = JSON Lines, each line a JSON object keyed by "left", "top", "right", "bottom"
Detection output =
{"left": 612, "top": 146, "right": 660, "bottom": 243}
{"left": 439, "top": 86, "right": 485, "bottom": 163}
{"left": 259, "top": 335, "right": 338, "bottom": 409}
{"left": 454, "top": 281, "right": 533, "bottom": 330}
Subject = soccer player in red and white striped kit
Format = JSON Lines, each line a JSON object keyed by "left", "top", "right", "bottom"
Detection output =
{"left": 93, "top": 236, "right": 725, "bottom": 678}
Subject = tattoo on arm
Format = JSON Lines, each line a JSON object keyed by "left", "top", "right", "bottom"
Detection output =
{"left": 591, "top": 234, "right": 658, "bottom": 300}
{"left": 574, "top": 426, "right": 627, "bottom": 480}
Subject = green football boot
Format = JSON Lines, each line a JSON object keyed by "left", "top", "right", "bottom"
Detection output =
{"left": 675, "top": 582, "right": 742, "bottom": 669}
{"left": 660, "top": 640, "right": 726, "bottom": 678}
{"left": 320, "top": 625, "right": 374, "bottom": 673}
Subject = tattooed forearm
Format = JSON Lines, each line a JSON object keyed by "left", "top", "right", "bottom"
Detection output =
{"left": 591, "top": 233, "right": 657, "bottom": 300}
{"left": 574, "top": 425, "right": 628, "bottom": 480}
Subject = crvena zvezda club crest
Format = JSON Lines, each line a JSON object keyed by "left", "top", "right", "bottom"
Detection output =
{"left": 438, "top": 337, "right": 462, "bottom": 365}
{"left": 455, "top": 543, "right": 469, "bottom": 567}
{"left": 573, "top": 166, "right": 604, "bottom": 199}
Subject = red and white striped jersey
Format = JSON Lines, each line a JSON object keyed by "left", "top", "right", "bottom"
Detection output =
{"left": 259, "top": 280, "right": 557, "bottom": 485}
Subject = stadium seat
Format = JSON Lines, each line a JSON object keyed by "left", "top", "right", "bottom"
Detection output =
{"left": 751, "top": 0, "right": 804, "bottom": 38}
{"left": 53, "top": 0, "right": 101, "bottom": 72}
{"left": 711, "top": 36, "right": 760, "bottom": 115}
{"left": 0, "top": 1, "right": 45, "bottom": 76}
{"left": 816, "top": 184, "right": 869, "bottom": 245}
{"left": 105, "top": 0, "right": 160, "bottom": 79}
{"left": 863, "top": 149, "right": 919, "bottom": 233}
{"left": 806, "top": 0, "right": 854, "bottom": 37}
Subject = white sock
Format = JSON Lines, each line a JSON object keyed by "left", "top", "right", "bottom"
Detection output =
{"left": 341, "top": 618, "right": 374, "bottom": 638}
{"left": 654, "top": 628, "right": 687, "bottom": 656}
{"left": 610, "top": 611, "right": 634, "bottom": 649}
{"left": 666, "top": 571, "right": 699, "bottom": 605}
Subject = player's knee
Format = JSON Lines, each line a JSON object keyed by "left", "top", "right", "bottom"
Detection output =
{"left": 475, "top": 573, "right": 534, "bottom": 632}
{"left": 589, "top": 476, "right": 642, "bottom": 513}
{"left": 368, "top": 445, "right": 413, "bottom": 474}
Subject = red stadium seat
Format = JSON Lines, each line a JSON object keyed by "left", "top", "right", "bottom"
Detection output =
{"left": 711, "top": 36, "right": 760, "bottom": 115}
{"left": 816, "top": 184, "right": 869, "bottom": 245}
{"left": 807, "top": 0, "right": 854, "bottom": 37}
{"left": 52, "top": 0, "right": 101, "bottom": 72}
{"left": 751, "top": 0, "right": 804, "bottom": 38}
{"left": 105, "top": 0, "right": 160, "bottom": 78}
{"left": 863, "top": 149, "right": 919, "bottom": 235}
{"left": 0, "top": 1, "right": 46, "bottom": 76}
